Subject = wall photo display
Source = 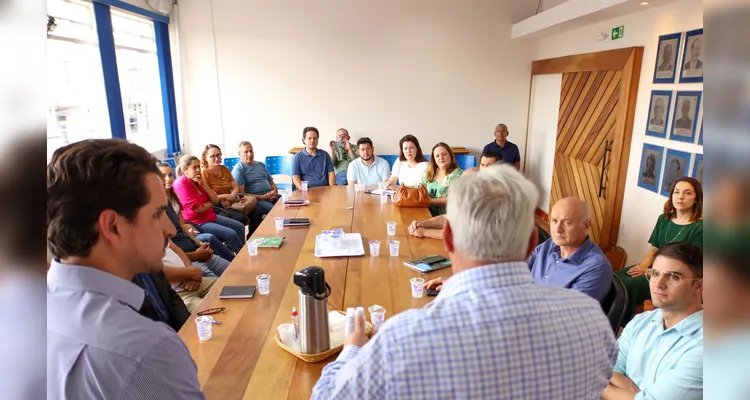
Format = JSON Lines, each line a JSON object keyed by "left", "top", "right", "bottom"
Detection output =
{"left": 691, "top": 153, "right": 703, "bottom": 185}
{"left": 653, "top": 32, "right": 682, "bottom": 84}
{"left": 638, "top": 143, "right": 664, "bottom": 193}
{"left": 660, "top": 148, "right": 692, "bottom": 197}
{"left": 679, "top": 29, "right": 703, "bottom": 83}
{"left": 645, "top": 90, "right": 673, "bottom": 138}
{"left": 669, "top": 91, "right": 702, "bottom": 143}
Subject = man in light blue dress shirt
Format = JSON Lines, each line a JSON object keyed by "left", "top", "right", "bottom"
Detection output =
{"left": 527, "top": 197, "right": 612, "bottom": 302}
{"left": 312, "top": 165, "right": 617, "bottom": 399}
{"left": 346, "top": 137, "right": 391, "bottom": 187}
{"left": 603, "top": 242, "right": 703, "bottom": 400}
{"left": 47, "top": 139, "right": 204, "bottom": 399}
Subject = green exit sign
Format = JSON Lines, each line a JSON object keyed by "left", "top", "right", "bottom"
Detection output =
{"left": 612, "top": 25, "right": 624, "bottom": 40}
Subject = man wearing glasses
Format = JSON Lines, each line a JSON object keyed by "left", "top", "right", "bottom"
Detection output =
{"left": 602, "top": 241, "right": 703, "bottom": 400}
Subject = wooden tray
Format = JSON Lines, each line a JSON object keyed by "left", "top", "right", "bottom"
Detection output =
{"left": 275, "top": 310, "right": 373, "bottom": 363}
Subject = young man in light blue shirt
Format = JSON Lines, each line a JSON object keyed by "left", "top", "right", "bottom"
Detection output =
{"left": 603, "top": 241, "right": 703, "bottom": 400}
{"left": 346, "top": 137, "right": 391, "bottom": 187}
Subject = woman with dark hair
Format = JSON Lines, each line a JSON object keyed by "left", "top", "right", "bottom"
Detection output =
{"left": 422, "top": 142, "right": 463, "bottom": 216}
{"left": 385, "top": 134, "right": 429, "bottom": 188}
{"left": 616, "top": 176, "right": 704, "bottom": 324}
{"left": 173, "top": 155, "right": 246, "bottom": 253}
{"left": 201, "top": 144, "right": 257, "bottom": 225}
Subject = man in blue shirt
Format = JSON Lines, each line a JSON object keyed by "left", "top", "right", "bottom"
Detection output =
{"left": 346, "top": 137, "right": 391, "bottom": 187}
{"left": 292, "top": 127, "right": 335, "bottom": 188}
{"left": 482, "top": 123, "right": 521, "bottom": 170}
{"left": 603, "top": 242, "right": 703, "bottom": 400}
{"left": 527, "top": 197, "right": 612, "bottom": 302}
{"left": 233, "top": 141, "right": 279, "bottom": 217}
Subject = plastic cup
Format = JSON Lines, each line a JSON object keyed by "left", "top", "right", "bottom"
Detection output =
{"left": 369, "top": 240, "right": 381, "bottom": 256}
{"left": 380, "top": 192, "right": 388, "bottom": 204}
{"left": 285, "top": 187, "right": 292, "bottom": 198}
{"left": 378, "top": 181, "right": 385, "bottom": 190}
{"left": 321, "top": 230, "right": 333, "bottom": 243}
{"left": 256, "top": 274, "right": 270, "bottom": 295}
{"left": 330, "top": 232, "right": 343, "bottom": 248}
{"left": 196, "top": 316, "right": 213, "bottom": 341}
{"left": 274, "top": 217, "right": 284, "bottom": 231}
{"left": 358, "top": 181, "right": 366, "bottom": 192}
{"left": 301, "top": 181, "right": 309, "bottom": 191}
{"left": 368, "top": 305, "right": 386, "bottom": 333}
{"left": 410, "top": 277, "right": 425, "bottom": 298}
{"left": 389, "top": 240, "right": 400, "bottom": 257}
{"left": 247, "top": 240, "right": 259, "bottom": 256}
{"left": 277, "top": 323, "right": 295, "bottom": 346}
{"left": 386, "top": 221, "right": 397, "bottom": 236}
{"left": 332, "top": 228, "right": 345, "bottom": 235}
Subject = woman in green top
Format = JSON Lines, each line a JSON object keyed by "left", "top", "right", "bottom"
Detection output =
{"left": 329, "top": 128, "right": 356, "bottom": 185}
{"left": 422, "top": 142, "right": 463, "bottom": 216}
{"left": 616, "top": 176, "right": 703, "bottom": 325}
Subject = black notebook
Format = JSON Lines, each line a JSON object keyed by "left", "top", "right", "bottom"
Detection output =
{"left": 218, "top": 285, "right": 256, "bottom": 299}
{"left": 284, "top": 218, "right": 310, "bottom": 227}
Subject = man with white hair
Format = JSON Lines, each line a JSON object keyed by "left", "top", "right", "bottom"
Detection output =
{"left": 311, "top": 165, "right": 617, "bottom": 399}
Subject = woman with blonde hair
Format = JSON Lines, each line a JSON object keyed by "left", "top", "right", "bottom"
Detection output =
{"left": 422, "top": 142, "right": 462, "bottom": 216}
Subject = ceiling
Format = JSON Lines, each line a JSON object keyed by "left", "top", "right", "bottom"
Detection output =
{"left": 508, "top": 0, "right": 571, "bottom": 24}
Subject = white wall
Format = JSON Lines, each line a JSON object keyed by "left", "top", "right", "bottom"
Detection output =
{"left": 526, "top": 74, "right": 562, "bottom": 211}
{"left": 530, "top": 0, "right": 703, "bottom": 263}
{"left": 176, "top": 0, "right": 536, "bottom": 163}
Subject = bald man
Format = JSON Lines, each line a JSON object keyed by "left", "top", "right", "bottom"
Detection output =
{"left": 527, "top": 197, "right": 612, "bottom": 302}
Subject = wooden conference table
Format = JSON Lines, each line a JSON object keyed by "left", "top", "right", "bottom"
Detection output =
{"left": 178, "top": 186, "right": 452, "bottom": 399}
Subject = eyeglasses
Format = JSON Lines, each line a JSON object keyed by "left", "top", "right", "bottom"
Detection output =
{"left": 645, "top": 269, "right": 700, "bottom": 286}
{"left": 196, "top": 307, "right": 225, "bottom": 316}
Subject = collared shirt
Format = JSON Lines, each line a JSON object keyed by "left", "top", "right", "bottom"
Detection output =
{"left": 527, "top": 237, "right": 612, "bottom": 302}
{"left": 332, "top": 146, "right": 355, "bottom": 174}
{"left": 232, "top": 161, "right": 273, "bottom": 195}
{"left": 482, "top": 140, "right": 521, "bottom": 165}
{"left": 292, "top": 148, "right": 335, "bottom": 188}
{"left": 346, "top": 156, "right": 391, "bottom": 186}
{"left": 312, "top": 262, "right": 617, "bottom": 399}
{"left": 47, "top": 261, "right": 204, "bottom": 399}
{"left": 615, "top": 309, "right": 703, "bottom": 400}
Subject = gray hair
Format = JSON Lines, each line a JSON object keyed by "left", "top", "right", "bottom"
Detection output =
{"left": 446, "top": 164, "right": 539, "bottom": 262}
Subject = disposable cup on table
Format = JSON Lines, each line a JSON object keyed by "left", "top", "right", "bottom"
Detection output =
{"left": 358, "top": 182, "right": 366, "bottom": 192}
{"left": 277, "top": 323, "right": 295, "bottom": 347}
{"left": 368, "top": 305, "right": 386, "bottom": 333}
{"left": 256, "top": 274, "right": 270, "bottom": 295}
{"left": 369, "top": 240, "right": 381, "bottom": 256}
{"left": 247, "top": 240, "right": 259, "bottom": 256}
{"left": 380, "top": 192, "right": 388, "bottom": 204}
{"left": 386, "top": 221, "right": 397, "bottom": 236}
{"left": 196, "top": 316, "right": 213, "bottom": 341}
{"left": 274, "top": 217, "right": 284, "bottom": 231}
{"left": 321, "top": 230, "right": 333, "bottom": 243}
{"left": 389, "top": 240, "right": 400, "bottom": 257}
{"left": 410, "top": 277, "right": 425, "bottom": 298}
{"left": 301, "top": 181, "right": 309, "bottom": 191}
{"left": 378, "top": 181, "right": 385, "bottom": 190}
{"left": 330, "top": 233, "right": 343, "bottom": 248}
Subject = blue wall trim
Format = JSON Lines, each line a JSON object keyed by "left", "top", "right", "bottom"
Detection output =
{"left": 94, "top": 0, "right": 170, "bottom": 23}
{"left": 93, "top": 2, "right": 127, "bottom": 140}
{"left": 154, "top": 21, "right": 181, "bottom": 156}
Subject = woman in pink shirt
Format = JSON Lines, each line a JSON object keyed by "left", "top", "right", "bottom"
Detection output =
{"left": 173, "top": 155, "right": 246, "bottom": 253}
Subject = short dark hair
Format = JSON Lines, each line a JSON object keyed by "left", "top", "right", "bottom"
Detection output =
{"left": 47, "top": 139, "right": 161, "bottom": 259}
{"left": 481, "top": 149, "right": 503, "bottom": 162}
{"left": 655, "top": 241, "right": 703, "bottom": 279}
{"left": 302, "top": 127, "right": 319, "bottom": 140}
{"left": 398, "top": 135, "right": 427, "bottom": 163}
{"left": 356, "top": 137, "right": 373, "bottom": 148}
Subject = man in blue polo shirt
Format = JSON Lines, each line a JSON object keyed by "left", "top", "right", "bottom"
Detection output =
{"left": 292, "top": 126, "right": 335, "bottom": 189}
{"left": 482, "top": 123, "right": 521, "bottom": 170}
{"left": 527, "top": 197, "right": 612, "bottom": 302}
{"left": 602, "top": 242, "right": 703, "bottom": 400}
{"left": 347, "top": 137, "right": 390, "bottom": 187}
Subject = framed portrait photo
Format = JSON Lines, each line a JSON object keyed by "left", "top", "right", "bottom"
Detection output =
{"left": 691, "top": 153, "right": 703, "bottom": 185}
{"left": 697, "top": 117, "right": 703, "bottom": 145}
{"left": 638, "top": 143, "right": 664, "bottom": 193}
{"left": 669, "top": 91, "right": 702, "bottom": 143}
{"left": 660, "top": 148, "right": 692, "bottom": 197}
{"left": 679, "top": 29, "right": 703, "bottom": 83}
{"left": 653, "top": 32, "right": 682, "bottom": 84}
{"left": 645, "top": 90, "right": 673, "bottom": 138}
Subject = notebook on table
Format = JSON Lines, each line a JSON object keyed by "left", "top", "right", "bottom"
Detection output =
{"left": 284, "top": 200, "right": 309, "bottom": 207}
{"left": 252, "top": 237, "right": 284, "bottom": 248}
{"left": 219, "top": 285, "right": 256, "bottom": 299}
{"left": 404, "top": 254, "right": 452, "bottom": 273}
{"left": 284, "top": 218, "right": 310, "bottom": 227}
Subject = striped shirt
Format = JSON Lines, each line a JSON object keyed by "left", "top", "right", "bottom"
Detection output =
{"left": 312, "top": 262, "right": 617, "bottom": 399}
{"left": 47, "top": 261, "right": 204, "bottom": 399}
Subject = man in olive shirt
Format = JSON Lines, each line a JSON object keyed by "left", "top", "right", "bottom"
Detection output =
{"left": 330, "top": 128, "right": 356, "bottom": 185}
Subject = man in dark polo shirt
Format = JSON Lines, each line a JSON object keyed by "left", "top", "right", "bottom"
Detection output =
{"left": 292, "top": 126, "right": 335, "bottom": 189}
{"left": 133, "top": 272, "right": 190, "bottom": 332}
{"left": 482, "top": 123, "right": 521, "bottom": 170}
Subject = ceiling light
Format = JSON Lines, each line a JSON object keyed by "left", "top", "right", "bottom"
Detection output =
{"left": 641, "top": 1, "right": 649, "bottom": 5}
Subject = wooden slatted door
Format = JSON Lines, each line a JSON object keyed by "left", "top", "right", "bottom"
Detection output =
{"left": 550, "top": 70, "right": 621, "bottom": 247}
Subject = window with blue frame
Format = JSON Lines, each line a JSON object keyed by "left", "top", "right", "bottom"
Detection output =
{"left": 47, "top": 0, "right": 179, "bottom": 159}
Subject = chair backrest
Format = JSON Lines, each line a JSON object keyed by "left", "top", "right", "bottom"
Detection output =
{"left": 381, "top": 155, "right": 399, "bottom": 170}
{"left": 601, "top": 273, "right": 629, "bottom": 333}
{"left": 536, "top": 224, "right": 550, "bottom": 244}
{"left": 161, "top": 158, "right": 176, "bottom": 169}
{"left": 455, "top": 154, "right": 476, "bottom": 171}
{"left": 223, "top": 157, "right": 241, "bottom": 171}
{"left": 265, "top": 155, "right": 294, "bottom": 190}
{"left": 605, "top": 246, "right": 628, "bottom": 272}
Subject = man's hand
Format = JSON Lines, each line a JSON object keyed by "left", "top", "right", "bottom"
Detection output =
{"left": 269, "top": 189, "right": 278, "bottom": 201}
{"left": 411, "top": 228, "right": 426, "bottom": 238}
{"left": 423, "top": 277, "right": 445, "bottom": 291}
{"left": 193, "top": 243, "right": 213, "bottom": 261}
{"left": 408, "top": 220, "right": 421, "bottom": 235}
{"left": 344, "top": 311, "right": 369, "bottom": 348}
{"left": 181, "top": 280, "right": 201, "bottom": 292}
{"left": 186, "top": 266, "right": 203, "bottom": 282}
{"left": 343, "top": 139, "right": 352, "bottom": 152}
{"left": 627, "top": 264, "right": 649, "bottom": 277}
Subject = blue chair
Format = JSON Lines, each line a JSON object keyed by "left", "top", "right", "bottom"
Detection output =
{"left": 265, "top": 155, "right": 294, "bottom": 190}
{"left": 161, "top": 159, "right": 176, "bottom": 169}
{"left": 381, "top": 155, "right": 399, "bottom": 170}
{"left": 223, "top": 157, "right": 241, "bottom": 171}
{"left": 455, "top": 154, "right": 476, "bottom": 171}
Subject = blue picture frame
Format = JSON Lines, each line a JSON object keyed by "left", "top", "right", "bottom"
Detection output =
{"left": 669, "top": 91, "right": 702, "bottom": 143}
{"left": 691, "top": 153, "right": 703, "bottom": 185}
{"left": 653, "top": 32, "right": 682, "bottom": 84}
{"left": 645, "top": 90, "right": 673, "bottom": 139}
{"left": 679, "top": 29, "right": 704, "bottom": 83}
{"left": 697, "top": 118, "right": 703, "bottom": 145}
{"left": 638, "top": 143, "right": 664, "bottom": 193}
{"left": 660, "top": 148, "right": 692, "bottom": 197}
